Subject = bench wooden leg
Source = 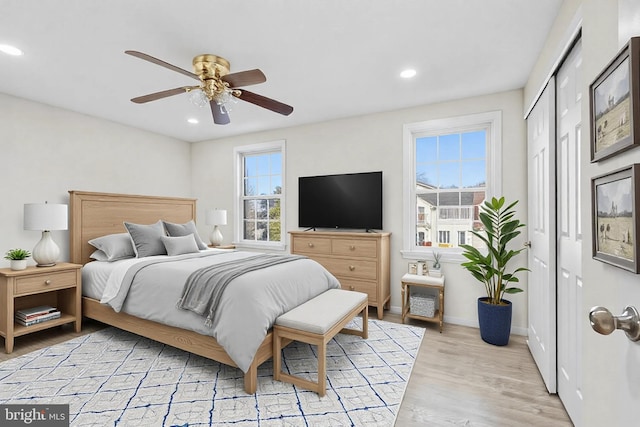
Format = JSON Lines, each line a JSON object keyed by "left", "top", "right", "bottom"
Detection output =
{"left": 340, "top": 303, "right": 368, "bottom": 339}
{"left": 317, "top": 340, "right": 326, "bottom": 397}
{"left": 273, "top": 329, "right": 282, "bottom": 382}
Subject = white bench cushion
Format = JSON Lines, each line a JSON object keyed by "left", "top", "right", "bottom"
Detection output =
{"left": 275, "top": 289, "right": 368, "bottom": 334}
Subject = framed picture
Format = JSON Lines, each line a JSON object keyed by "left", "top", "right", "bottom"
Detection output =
{"left": 590, "top": 37, "right": 640, "bottom": 162}
{"left": 408, "top": 262, "right": 418, "bottom": 274}
{"left": 591, "top": 164, "right": 640, "bottom": 273}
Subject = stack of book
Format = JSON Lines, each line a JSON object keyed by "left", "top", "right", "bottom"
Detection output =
{"left": 15, "top": 305, "right": 61, "bottom": 327}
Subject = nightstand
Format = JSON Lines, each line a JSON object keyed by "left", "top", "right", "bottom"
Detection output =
{"left": 0, "top": 262, "right": 82, "bottom": 353}
{"left": 208, "top": 244, "right": 236, "bottom": 250}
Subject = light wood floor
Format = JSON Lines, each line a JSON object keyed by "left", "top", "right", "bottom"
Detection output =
{"left": 1, "top": 315, "right": 572, "bottom": 426}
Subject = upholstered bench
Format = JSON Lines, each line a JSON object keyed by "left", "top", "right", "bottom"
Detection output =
{"left": 273, "top": 289, "right": 369, "bottom": 396}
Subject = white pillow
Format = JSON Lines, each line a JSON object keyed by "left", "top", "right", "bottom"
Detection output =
{"left": 161, "top": 234, "right": 200, "bottom": 256}
{"left": 89, "top": 250, "right": 108, "bottom": 261}
{"left": 88, "top": 233, "right": 135, "bottom": 261}
{"left": 162, "top": 220, "right": 208, "bottom": 250}
{"left": 124, "top": 220, "right": 167, "bottom": 257}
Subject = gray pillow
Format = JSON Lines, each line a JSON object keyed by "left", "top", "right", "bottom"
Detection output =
{"left": 163, "top": 220, "right": 208, "bottom": 250}
{"left": 124, "top": 220, "right": 167, "bottom": 257}
{"left": 161, "top": 234, "right": 200, "bottom": 256}
{"left": 88, "top": 233, "right": 135, "bottom": 261}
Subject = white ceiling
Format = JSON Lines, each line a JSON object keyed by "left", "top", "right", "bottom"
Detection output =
{"left": 0, "top": 0, "right": 562, "bottom": 143}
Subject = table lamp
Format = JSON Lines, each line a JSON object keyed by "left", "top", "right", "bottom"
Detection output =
{"left": 24, "top": 202, "right": 68, "bottom": 267}
{"left": 206, "top": 209, "right": 227, "bottom": 246}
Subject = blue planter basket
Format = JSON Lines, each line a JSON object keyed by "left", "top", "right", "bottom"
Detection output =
{"left": 477, "top": 297, "right": 512, "bottom": 346}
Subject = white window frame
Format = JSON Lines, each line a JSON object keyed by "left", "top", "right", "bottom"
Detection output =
{"left": 401, "top": 111, "right": 502, "bottom": 262}
{"left": 233, "top": 140, "right": 286, "bottom": 251}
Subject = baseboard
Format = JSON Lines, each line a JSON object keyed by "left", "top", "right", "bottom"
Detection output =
{"left": 387, "top": 305, "right": 527, "bottom": 336}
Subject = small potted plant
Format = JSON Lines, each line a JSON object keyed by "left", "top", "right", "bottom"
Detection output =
{"left": 4, "top": 248, "right": 31, "bottom": 271}
{"left": 429, "top": 251, "right": 442, "bottom": 277}
{"left": 460, "top": 197, "right": 528, "bottom": 346}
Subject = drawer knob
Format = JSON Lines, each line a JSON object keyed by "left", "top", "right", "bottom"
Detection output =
{"left": 349, "top": 245, "right": 356, "bottom": 251}
{"left": 308, "top": 243, "right": 314, "bottom": 248}
{"left": 44, "top": 280, "right": 51, "bottom": 285}
{"left": 349, "top": 286, "right": 355, "bottom": 291}
{"left": 349, "top": 265, "right": 355, "bottom": 271}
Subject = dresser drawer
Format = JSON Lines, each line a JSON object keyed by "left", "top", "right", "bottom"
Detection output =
{"left": 339, "top": 278, "right": 377, "bottom": 303}
{"left": 332, "top": 239, "right": 377, "bottom": 258}
{"left": 14, "top": 271, "right": 77, "bottom": 296}
{"left": 292, "top": 236, "right": 332, "bottom": 255}
{"left": 315, "top": 256, "right": 378, "bottom": 280}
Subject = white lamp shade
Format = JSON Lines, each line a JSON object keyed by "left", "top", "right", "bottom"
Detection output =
{"left": 206, "top": 209, "right": 227, "bottom": 226}
{"left": 24, "top": 203, "right": 68, "bottom": 231}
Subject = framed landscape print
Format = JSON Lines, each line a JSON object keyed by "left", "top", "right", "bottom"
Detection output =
{"left": 590, "top": 37, "right": 640, "bottom": 162}
{"left": 591, "top": 164, "right": 640, "bottom": 273}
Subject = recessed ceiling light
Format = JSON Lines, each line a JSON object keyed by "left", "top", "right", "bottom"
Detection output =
{"left": 187, "top": 118, "right": 199, "bottom": 124}
{"left": 0, "top": 44, "right": 23, "bottom": 56}
{"left": 400, "top": 69, "right": 417, "bottom": 79}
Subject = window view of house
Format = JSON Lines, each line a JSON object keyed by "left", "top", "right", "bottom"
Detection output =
{"left": 415, "top": 130, "right": 487, "bottom": 249}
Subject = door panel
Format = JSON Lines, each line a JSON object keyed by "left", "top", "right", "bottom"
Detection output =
{"left": 527, "top": 78, "right": 557, "bottom": 393}
{"left": 556, "top": 38, "right": 583, "bottom": 426}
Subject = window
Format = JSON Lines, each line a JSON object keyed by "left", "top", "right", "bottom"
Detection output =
{"left": 458, "top": 231, "right": 467, "bottom": 246}
{"left": 234, "top": 140, "right": 285, "bottom": 249}
{"left": 402, "top": 111, "right": 501, "bottom": 259}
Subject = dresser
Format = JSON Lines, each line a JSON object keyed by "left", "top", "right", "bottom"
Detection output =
{"left": 289, "top": 231, "right": 390, "bottom": 319}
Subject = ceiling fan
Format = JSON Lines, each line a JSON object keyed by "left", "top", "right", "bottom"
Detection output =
{"left": 125, "top": 50, "right": 294, "bottom": 125}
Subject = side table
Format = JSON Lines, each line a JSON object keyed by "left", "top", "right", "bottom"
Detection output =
{"left": 0, "top": 263, "right": 82, "bottom": 353}
{"left": 401, "top": 273, "right": 445, "bottom": 332}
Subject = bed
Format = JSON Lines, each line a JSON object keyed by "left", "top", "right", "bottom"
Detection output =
{"left": 69, "top": 190, "right": 336, "bottom": 394}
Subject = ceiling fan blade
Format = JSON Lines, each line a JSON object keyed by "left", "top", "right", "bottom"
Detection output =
{"left": 236, "top": 89, "right": 294, "bottom": 116}
{"left": 125, "top": 50, "right": 200, "bottom": 81}
{"left": 130, "top": 87, "right": 192, "bottom": 104}
{"left": 210, "top": 100, "right": 230, "bottom": 125}
{"left": 222, "top": 69, "right": 266, "bottom": 88}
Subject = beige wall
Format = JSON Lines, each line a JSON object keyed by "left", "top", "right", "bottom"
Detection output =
{"left": 192, "top": 89, "right": 529, "bottom": 332}
{"left": 524, "top": 0, "right": 640, "bottom": 424}
{"left": 0, "top": 93, "right": 192, "bottom": 268}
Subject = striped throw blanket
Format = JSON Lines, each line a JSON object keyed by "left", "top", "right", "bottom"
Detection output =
{"left": 177, "top": 254, "right": 306, "bottom": 326}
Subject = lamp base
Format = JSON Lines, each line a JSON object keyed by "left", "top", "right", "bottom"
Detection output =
{"left": 32, "top": 230, "right": 60, "bottom": 267}
{"left": 209, "top": 225, "right": 224, "bottom": 246}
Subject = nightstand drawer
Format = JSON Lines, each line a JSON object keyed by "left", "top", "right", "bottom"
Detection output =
{"left": 332, "top": 239, "right": 377, "bottom": 258}
{"left": 14, "top": 271, "right": 77, "bottom": 296}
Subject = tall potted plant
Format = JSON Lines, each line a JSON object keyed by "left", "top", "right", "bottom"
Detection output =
{"left": 460, "top": 197, "right": 528, "bottom": 346}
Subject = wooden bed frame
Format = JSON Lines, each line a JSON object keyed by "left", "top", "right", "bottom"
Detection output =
{"left": 68, "top": 190, "right": 276, "bottom": 394}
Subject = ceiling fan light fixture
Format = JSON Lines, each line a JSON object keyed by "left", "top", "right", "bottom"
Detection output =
{"left": 188, "top": 89, "right": 209, "bottom": 108}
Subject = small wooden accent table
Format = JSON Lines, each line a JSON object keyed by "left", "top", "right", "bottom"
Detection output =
{"left": 0, "top": 263, "right": 82, "bottom": 353}
{"left": 401, "top": 273, "right": 445, "bottom": 332}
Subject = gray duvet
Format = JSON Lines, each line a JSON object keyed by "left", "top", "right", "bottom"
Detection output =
{"left": 98, "top": 250, "right": 340, "bottom": 372}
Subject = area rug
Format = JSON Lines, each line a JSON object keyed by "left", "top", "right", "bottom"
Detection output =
{"left": 0, "top": 319, "right": 424, "bottom": 426}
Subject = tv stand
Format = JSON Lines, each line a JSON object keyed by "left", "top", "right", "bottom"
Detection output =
{"left": 303, "top": 227, "right": 316, "bottom": 232}
{"left": 289, "top": 230, "right": 391, "bottom": 319}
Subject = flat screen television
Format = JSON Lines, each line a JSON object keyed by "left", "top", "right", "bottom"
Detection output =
{"left": 298, "top": 171, "right": 383, "bottom": 230}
